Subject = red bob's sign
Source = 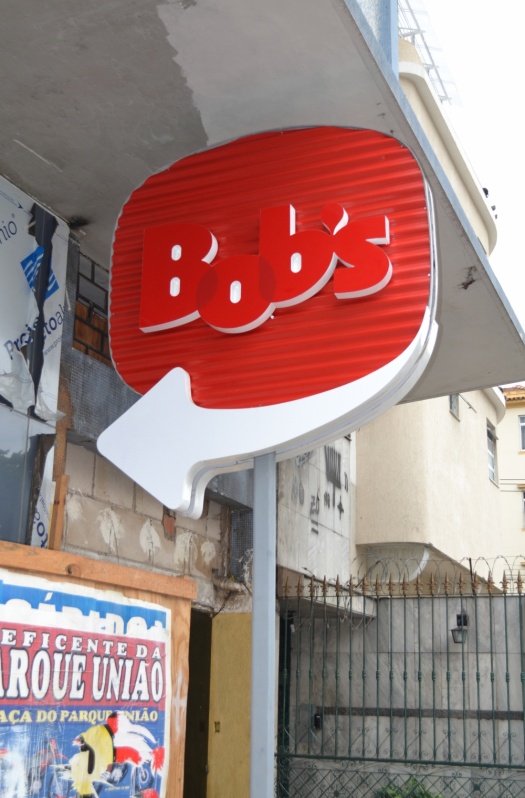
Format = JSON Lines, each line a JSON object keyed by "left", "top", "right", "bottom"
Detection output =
{"left": 140, "top": 204, "right": 391, "bottom": 334}
{"left": 110, "top": 127, "right": 433, "bottom": 409}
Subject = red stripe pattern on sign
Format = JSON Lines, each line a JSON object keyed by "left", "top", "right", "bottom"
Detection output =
{"left": 110, "top": 127, "right": 431, "bottom": 409}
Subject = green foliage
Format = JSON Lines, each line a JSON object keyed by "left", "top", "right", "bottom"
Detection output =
{"left": 377, "top": 776, "right": 444, "bottom": 798}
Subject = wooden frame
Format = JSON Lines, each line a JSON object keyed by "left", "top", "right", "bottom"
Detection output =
{"left": 0, "top": 541, "right": 197, "bottom": 798}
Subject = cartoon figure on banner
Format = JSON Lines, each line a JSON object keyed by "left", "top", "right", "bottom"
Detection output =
{"left": 0, "top": 712, "right": 164, "bottom": 798}
{"left": 64, "top": 711, "right": 164, "bottom": 798}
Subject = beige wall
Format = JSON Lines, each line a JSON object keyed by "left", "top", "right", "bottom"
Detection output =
{"left": 356, "top": 390, "right": 504, "bottom": 562}
{"left": 206, "top": 612, "right": 252, "bottom": 798}
{"left": 498, "top": 393, "right": 525, "bottom": 553}
{"left": 398, "top": 39, "right": 496, "bottom": 255}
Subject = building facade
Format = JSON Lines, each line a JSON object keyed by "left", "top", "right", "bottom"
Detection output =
{"left": 499, "top": 386, "right": 525, "bottom": 557}
{"left": 1, "top": 2, "right": 525, "bottom": 797}
{"left": 356, "top": 389, "right": 506, "bottom": 567}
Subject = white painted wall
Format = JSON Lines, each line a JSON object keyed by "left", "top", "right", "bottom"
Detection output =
{"left": 498, "top": 390, "right": 525, "bottom": 555}
{"left": 398, "top": 38, "right": 496, "bottom": 255}
{"left": 356, "top": 389, "right": 505, "bottom": 562}
{"left": 277, "top": 438, "right": 356, "bottom": 582}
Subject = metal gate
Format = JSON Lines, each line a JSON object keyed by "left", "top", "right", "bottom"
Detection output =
{"left": 276, "top": 557, "right": 525, "bottom": 797}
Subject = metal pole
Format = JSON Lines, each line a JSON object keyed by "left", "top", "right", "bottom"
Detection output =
{"left": 250, "top": 451, "right": 277, "bottom": 798}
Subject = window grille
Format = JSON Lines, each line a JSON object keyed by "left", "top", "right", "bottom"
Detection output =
{"left": 73, "top": 254, "right": 111, "bottom": 366}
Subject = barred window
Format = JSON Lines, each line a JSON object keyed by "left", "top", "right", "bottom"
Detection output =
{"left": 487, "top": 422, "right": 497, "bottom": 483}
{"left": 519, "top": 415, "right": 525, "bottom": 450}
{"left": 73, "top": 254, "right": 111, "bottom": 366}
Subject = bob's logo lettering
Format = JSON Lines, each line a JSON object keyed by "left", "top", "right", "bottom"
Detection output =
{"left": 140, "top": 202, "right": 391, "bottom": 334}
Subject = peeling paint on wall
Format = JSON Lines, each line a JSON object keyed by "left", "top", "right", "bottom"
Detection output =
{"left": 200, "top": 539, "right": 216, "bottom": 566}
{"left": 173, "top": 530, "right": 197, "bottom": 572}
{"left": 139, "top": 518, "right": 162, "bottom": 562}
{"left": 97, "top": 507, "right": 124, "bottom": 554}
{"left": 66, "top": 494, "right": 84, "bottom": 523}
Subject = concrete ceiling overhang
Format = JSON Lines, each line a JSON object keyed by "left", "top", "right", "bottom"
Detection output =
{"left": 1, "top": 0, "right": 524, "bottom": 400}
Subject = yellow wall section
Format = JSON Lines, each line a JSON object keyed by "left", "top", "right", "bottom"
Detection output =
{"left": 207, "top": 612, "right": 252, "bottom": 797}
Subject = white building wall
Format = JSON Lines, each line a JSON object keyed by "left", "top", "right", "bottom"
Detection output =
{"left": 277, "top": 437, "right": 355, "bottom": 583}
{"left": 498, "top": 389, "right": 525, "bottom": 554}
{"left": 356, "top": 389, "right": 505, "bottom": 563}
{"left": 398, "top": 38, "right": 496, "bottom": 255}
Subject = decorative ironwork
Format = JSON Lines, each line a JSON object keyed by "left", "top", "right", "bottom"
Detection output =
{"left": 277, "top": 556, "right": 525, "bottom": 796}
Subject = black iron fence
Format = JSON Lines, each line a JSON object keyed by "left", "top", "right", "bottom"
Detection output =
{"left": 276, "top": 557, "right": 525, "bottom": 797}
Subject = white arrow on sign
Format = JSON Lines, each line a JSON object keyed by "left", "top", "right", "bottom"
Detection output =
{"left": 98, "top": 312, "right": 437, "bottom": 519}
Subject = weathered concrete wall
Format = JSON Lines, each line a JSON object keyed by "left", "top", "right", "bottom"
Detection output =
{"left": 63, "top": 442, "right": 230, "bottom": 608}
{"left": 61, "top": 238, "right": 138, "bottom": 441}
{"left": 277, "top": 439, "right": 356, "bottom": 582}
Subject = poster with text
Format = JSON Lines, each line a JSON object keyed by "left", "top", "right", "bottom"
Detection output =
{"left": 0, "top": 569, "right": 171, "bottom": 798}
{"left": 0, "top": 175, "right": 69, "bottom": 420}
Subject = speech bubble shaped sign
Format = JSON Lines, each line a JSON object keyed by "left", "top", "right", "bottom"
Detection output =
{"left": 100, "top": 127, "right": 437, "bottom": 516}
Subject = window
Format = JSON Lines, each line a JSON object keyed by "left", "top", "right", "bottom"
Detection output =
{"left": 519, "top": 415, "right": 525, "bottom": 450}
{"left": 449, "top": 393, "right": 460, "bottom": 419}
{"left": 487, "top": 422, "right": 497, "bottom": 482}
{"left": 73, "top": 254, "right": 111, "bottom": 366}
{"left": 522, "top": 492, "right": 525, "bottom": 528}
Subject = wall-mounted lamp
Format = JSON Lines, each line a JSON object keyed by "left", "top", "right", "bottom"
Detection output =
{"left": 451, "top": 612, "right": 468, "bottom": 644}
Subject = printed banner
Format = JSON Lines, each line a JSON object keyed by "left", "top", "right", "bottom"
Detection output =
{"left": 0, "top": 175, "right": 69, "bottom": 420}
{"left": 0, "top": 570, "right": 171, "bottom": 798}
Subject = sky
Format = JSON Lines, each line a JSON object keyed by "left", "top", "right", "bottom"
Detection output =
{"left": 420, "top": 0, "right": 525, "bottom": 332}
